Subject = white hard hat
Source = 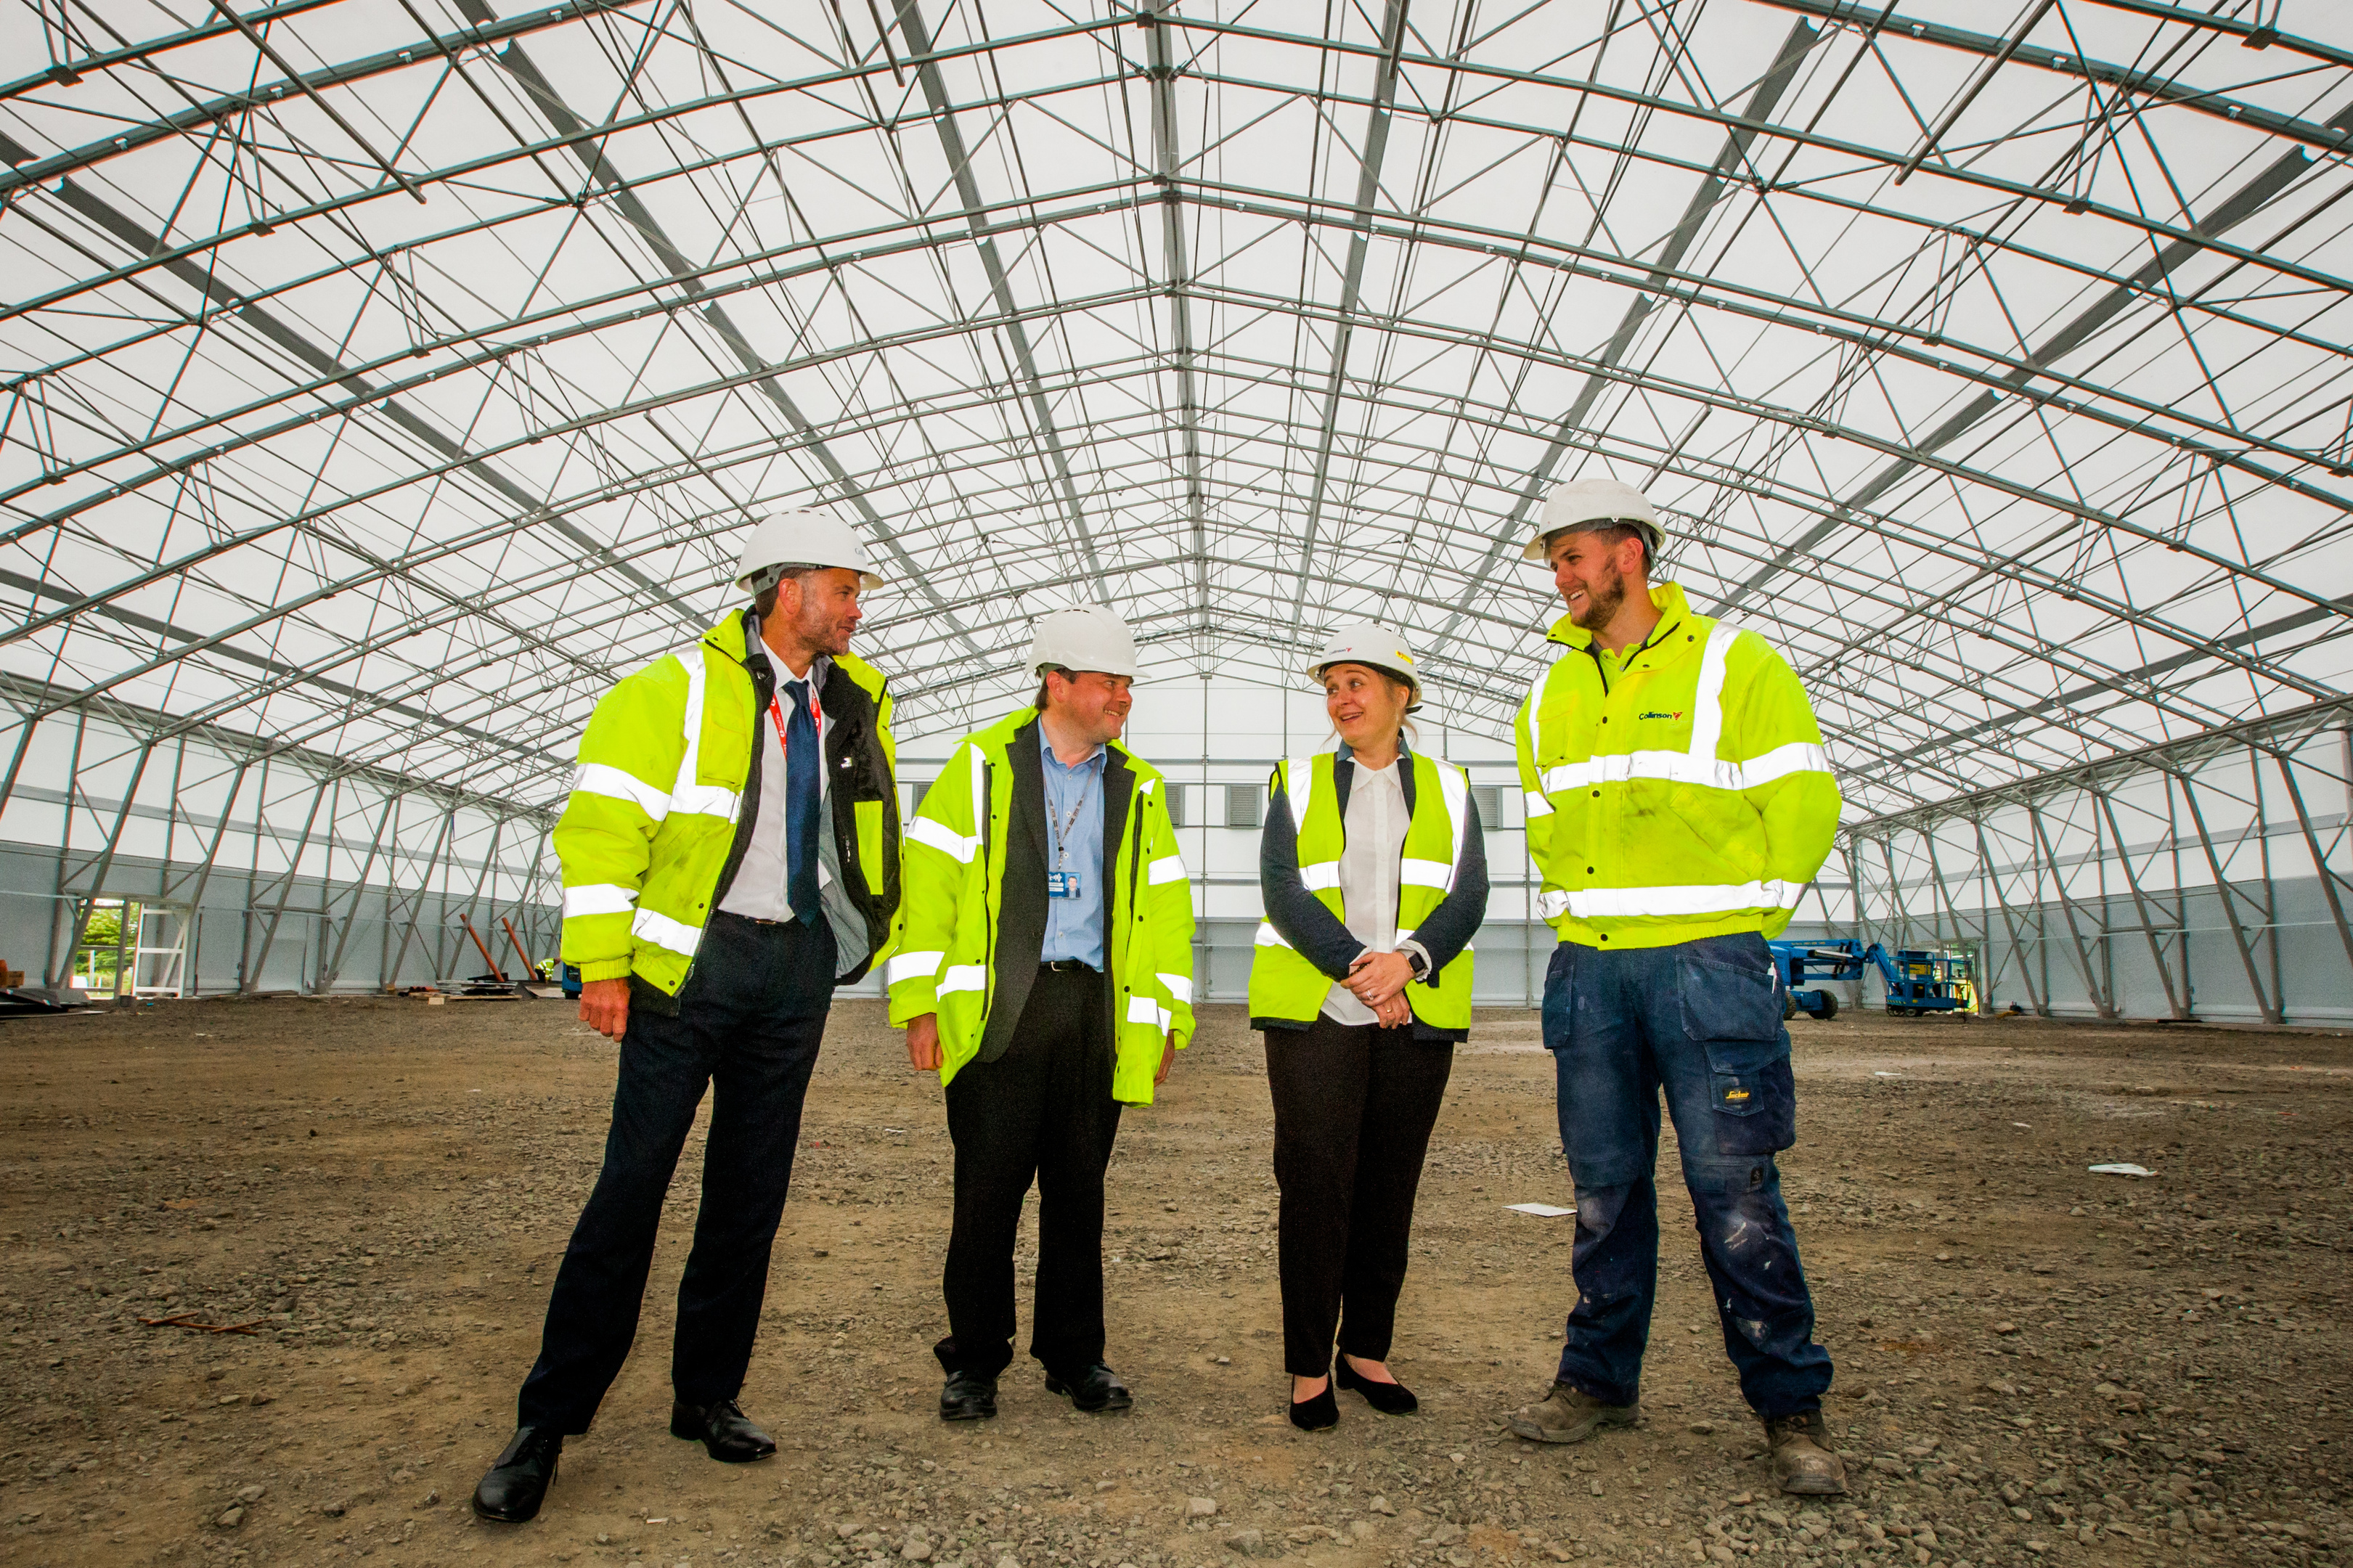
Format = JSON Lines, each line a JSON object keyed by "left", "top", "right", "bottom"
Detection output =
{"left": 733, "top": 509, "right": 883, "bottom": 594}
{"left": 1308, "top": 622, "right": 1422, "bottom": 711}
{"left": 1522, "top": 476, "right": 1666, "bottom": 560}
{"left": 1028, "top": 604, "right": 1141, "bottom": 681}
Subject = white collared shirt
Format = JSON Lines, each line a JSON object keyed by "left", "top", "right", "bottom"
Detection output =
{"left": 1322, "top": 754, "right": 1406, "bottom": 1025}
{"left": 716, "top": 640, "right": 831, "bottom": 922}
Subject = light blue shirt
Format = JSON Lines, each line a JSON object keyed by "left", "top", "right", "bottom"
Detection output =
{"left": 1037, "top": 722, "right": 1106, "bottom": 968}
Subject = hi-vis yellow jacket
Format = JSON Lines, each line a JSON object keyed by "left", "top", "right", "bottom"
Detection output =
{"left": 884, "top": 709, "right": 1196, "bottom": 1104}
{"left": 1514, "top": 581, "right": 1839, "bottom": 950}
{"left": 553, "top": 610, "right": 901, "bottom": 993}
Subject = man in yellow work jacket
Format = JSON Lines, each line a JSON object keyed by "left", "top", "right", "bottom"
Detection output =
{"left": 471, "top": 511, "right": 901, "bottom": 1524}
{"left": 890, "top": 605, "right": 1194, "bottom": 1422}
{"left": 1502, "top": 478, "right": 1847, "bottom": 1496}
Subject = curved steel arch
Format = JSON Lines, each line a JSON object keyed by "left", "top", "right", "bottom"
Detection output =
{"left": 2, "top": 0, "right": 2349, "bottom": 880}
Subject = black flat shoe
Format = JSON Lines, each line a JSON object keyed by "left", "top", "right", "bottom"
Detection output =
{"left": 471, "top": 1426, "right": 562, "bottom": 1522}
{"left": 1289, "top": 1376, "right": 1338, "bottom": 1432}
{"left": 940, "top": 1370, "right": 998, "bottom": 1421}
{"left": 669, "top": 1397, "right": 776, "bottom": 1463}
{"left": 1044, "top": 1363, "right": 1133, "bottom": 1413}
{"left": 1336, "top": 1356, "right": 1419, "bottom": 1416}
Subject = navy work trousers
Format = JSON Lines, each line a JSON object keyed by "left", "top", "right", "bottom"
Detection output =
{"left": 517, "top": 910, "right": 835, "bottom": 1433}
{"left": 1542, "top": 932, "right": 1832, "bottom": 1418}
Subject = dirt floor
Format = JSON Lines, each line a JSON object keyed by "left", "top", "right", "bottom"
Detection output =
{"left": 2, "top": 996, "right": 2347, "bottom": 1568}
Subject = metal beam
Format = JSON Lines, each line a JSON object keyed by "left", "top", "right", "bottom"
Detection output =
{"left": 469, "top": 0, "right": 987, "bottom": 658}
{"left": 891, "top": 0, "right": 1110, "bottom": 605}
{"left": 1713, "top": 114, "right": 2338, "bottom": 615}
{"left": 1430, "top": 18, "right": 1822, "bottom": 642}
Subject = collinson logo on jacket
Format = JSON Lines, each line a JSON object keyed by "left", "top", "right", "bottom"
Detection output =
{"left": 1636, "top": 711, "right": 1684, "bottom": 721}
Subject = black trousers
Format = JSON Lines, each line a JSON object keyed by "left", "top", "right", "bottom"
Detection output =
{"left": 517, "top": 912, "right": 835, "bottom": 1433}
{"left": 1265, "top": 1014, "right": 1453, "bottom": 1377}
{"left": 935, "top": 968, "right": 1122, "bottom": 1381}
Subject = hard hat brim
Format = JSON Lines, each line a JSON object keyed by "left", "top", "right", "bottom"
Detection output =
{"left": 735, "top": 565, "right": 885, "bottom": 592}
{"left": 1310, "top": 658, "right": 1423, "bottom": 713}
{"left": 1522, "top": 517, "right": 1665, "bottom": 561}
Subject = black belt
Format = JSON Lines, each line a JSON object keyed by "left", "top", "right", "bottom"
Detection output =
{"left": 716, "top": 909, "right": 811, "bottom": 929}
{"left": 1040, "top": 958, "right": 1097, "bottom": 973}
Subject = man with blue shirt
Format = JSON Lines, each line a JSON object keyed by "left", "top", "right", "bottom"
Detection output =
{"left": 894, "top": 606, "right": 1195, "bottom": 1421}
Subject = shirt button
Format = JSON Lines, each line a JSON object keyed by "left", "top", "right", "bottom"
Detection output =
{"left": 1591, "top": 791, "right": 1600, "bottom": 798}
{"left": 1599, "top": 934, "right": 1610, "bottom": 942}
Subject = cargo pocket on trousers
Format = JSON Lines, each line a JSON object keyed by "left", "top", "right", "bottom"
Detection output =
{"left": 1702, "top": 1037, "right": 1796, "bottom": 1155}
{"left": 1677, "top": 934, "right": 1783, "bottom": 1042}
{"left": 1680, "top": 936, "right": 1794, "bottom": 1156}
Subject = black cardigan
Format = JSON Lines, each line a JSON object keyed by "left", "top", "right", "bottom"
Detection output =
{"left": 1255, "top": 740, "right": 1488, "bottom": 1041}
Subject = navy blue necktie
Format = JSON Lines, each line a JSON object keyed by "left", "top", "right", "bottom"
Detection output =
{"left": 783, "top": 677, "right": 821, "bottom": 923}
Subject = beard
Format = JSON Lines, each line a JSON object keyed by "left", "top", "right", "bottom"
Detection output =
{"left": 1571, "top": 560, "right": 1626, "bottom": 631}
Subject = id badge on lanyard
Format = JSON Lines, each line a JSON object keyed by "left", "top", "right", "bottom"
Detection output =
{"left": 1047, "top": 780, "right": 1086, "bottom": 899}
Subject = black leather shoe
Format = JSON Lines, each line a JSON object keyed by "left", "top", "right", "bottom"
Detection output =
{"left": 1336, "top": 1355, "right": 1419, "bottom": 1415}
{"left": 1044, "top": 1363, "right": 1133, "bottom": 1413}
{"left": 939, "top": 1370, "right": 998, "bottom": 1421}
{"left": 471, "top": 1426, "right": 562, "bottom": 1522}
{"left": 669, "top": 1397, "right": 776, "bottom": 1463}
{"left": 1289, "top": 1373, "right": 1338, "bottom": 1432}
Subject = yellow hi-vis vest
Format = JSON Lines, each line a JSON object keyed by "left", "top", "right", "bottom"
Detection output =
{"left": 1247, "top": 749, "right": 1475, "bottom": 1029}
{"left": 1514, "top": 581, "right": 1840, "bottom": 950}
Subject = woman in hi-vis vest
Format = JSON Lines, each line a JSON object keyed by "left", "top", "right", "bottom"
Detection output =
{"left": 1249, "top": 624, "right": 1489, "bottom": 1431}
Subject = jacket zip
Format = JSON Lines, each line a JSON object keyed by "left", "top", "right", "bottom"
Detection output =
{"left": 979, "top": 756, "right": 997, "bottom": 1021}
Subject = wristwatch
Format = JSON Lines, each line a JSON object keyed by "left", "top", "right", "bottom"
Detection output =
{"left": 1403, "top": 948, "right": 1429, "bottom": 978}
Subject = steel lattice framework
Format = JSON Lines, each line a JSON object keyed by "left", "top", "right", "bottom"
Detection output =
{"left": 3, "top": 0, "right": 2350, "bottom": 1000}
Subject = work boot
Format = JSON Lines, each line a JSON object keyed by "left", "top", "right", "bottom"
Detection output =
{"left": 1505, "top": 1382, "right": 1639, "bottom": 1444}
{"left": 1763, "top": 1410, "right": 1847, "bottom": 1495}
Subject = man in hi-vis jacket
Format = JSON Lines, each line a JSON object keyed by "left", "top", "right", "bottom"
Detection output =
{"left": 1503, "top": 478, "right": 1846, "bottom": 1497}
{"left": 889, "top": 605, "right": 1194, "bottom": 1422}
{"left": 472, "top": 510, "right": 901, "bottom": 1524}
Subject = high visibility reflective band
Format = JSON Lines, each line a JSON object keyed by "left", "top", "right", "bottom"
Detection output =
{"left": 937, "top": 964, "right": 987, "bottom": 997}
{"left": 1298, "top": 862, "right": 1341, "bottom": 893}
{"left": 631, "top": 905, "right": 703, "bottom": 957}
{"left": 1565, "top": 881, "right": 1798, "bottom": 918}
{"left": 1524, "top": 789, "right": 1554, "bottom": 818}
{"left": 905, "top": 814, "right": 980, "bottom": 863}
{"left": 1537, "top": 889, "right": 1570, "bottom": 919}
{"left": 1739, "top": 740, "right": 1832, "bottom": 788}
{"left": 1289, "top": 754, "right": 1318, "bottom": 829}
{"left": 1158, "top": 972, "right": 1193, "bottom": 1005}
{"left": 563, "top": 883, "right": 638, "bottom": 918}
{"left": 1539, "top": 745, "right": 1829, "bottom": 795}
{"left": 1147, "top": 854, "right": 1187, "bottom": 886}
{"left": 669, "top": 648, "right": 711, "bottom": 814}
{"left": 572, "top": 762, "right": 670, "bottom": 821}
{"left": 673, "top": 783, "right": 741, "bottom": 818}
{"left": 1522, "top": 668, "right": 1548, "bottom": 780}
{"left": 1527, "top": 623, "right": 1830, "bottom": 803}
{"left": 1126, "top": 994, "right": 1173, "bottom": 1030}
{"left": 1400, "top": 857, "right": 1452, "bottom": 890}
{"left": 1254, "top": 921, "right": 1291, "bottom": 948}
{"left": 885, "top": 949, "right": 943, "bottom": 987}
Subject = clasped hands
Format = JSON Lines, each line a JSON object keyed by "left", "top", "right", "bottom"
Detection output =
{"left": 1345, "top": 949, "right": 1416, "bottom": 1029}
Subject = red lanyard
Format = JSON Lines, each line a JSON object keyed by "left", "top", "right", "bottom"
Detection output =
{"left": 767, "top": 681, "right": 822, "bottom": 757}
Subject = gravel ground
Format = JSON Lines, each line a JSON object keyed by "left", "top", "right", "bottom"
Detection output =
{"left": 1, "top": 995, "right": 2346, "bottom": 1568}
